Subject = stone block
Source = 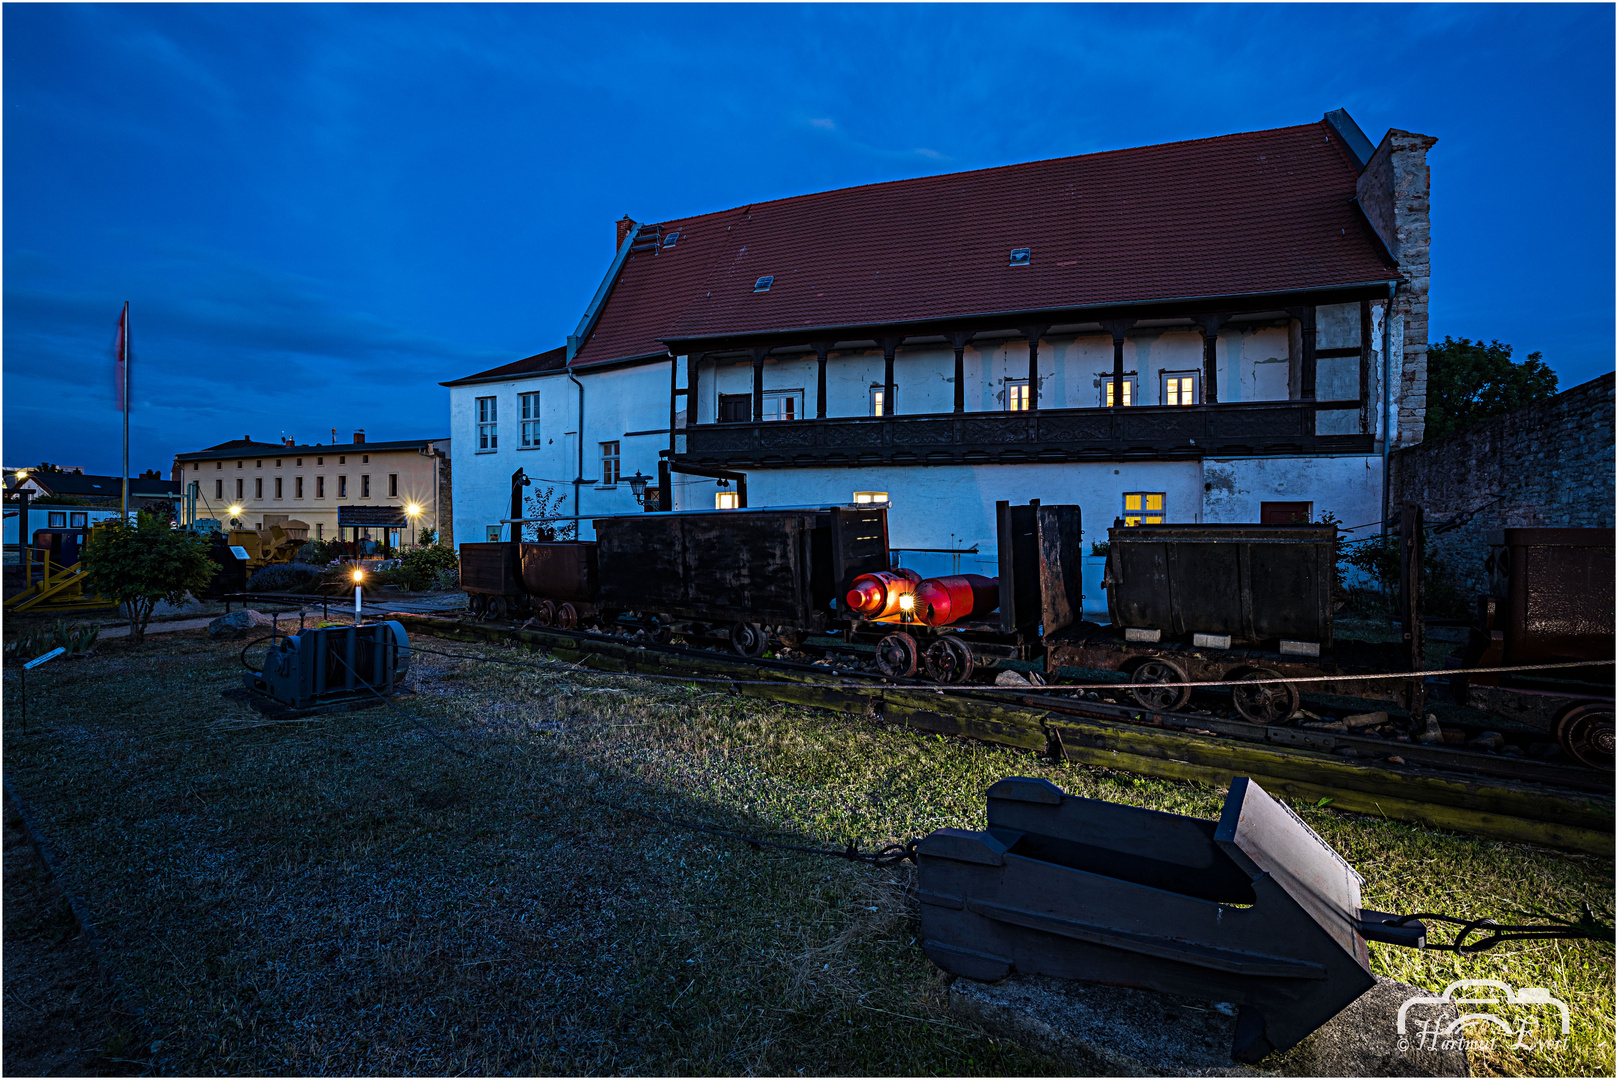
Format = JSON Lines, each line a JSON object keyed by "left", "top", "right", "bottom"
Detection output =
{"left": 207, "top": 609, "right": 279, "bottom": 641}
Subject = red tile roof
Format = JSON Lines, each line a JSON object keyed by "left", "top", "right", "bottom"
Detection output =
{"left": 442, "top": 345, "right": 569, "bottom": 387}
{"left": 570, "top": 119, "right": 1394, "bottom": 367}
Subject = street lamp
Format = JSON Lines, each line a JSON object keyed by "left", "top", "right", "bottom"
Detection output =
{"left": 352, "top": 567, "right": 365, "bottom": 624}
{"left": 628, "top": 470, "right": 650, "bottom": 506}
{"left": 405, "top": 502, "right": 422, "bottom": 548}
{"left": 227, "top": 504, "right": 243, "bottom": 528}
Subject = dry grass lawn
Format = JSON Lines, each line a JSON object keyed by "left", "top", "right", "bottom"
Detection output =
{"left": 1, "top": 625, "right": 1612, "bottom": 1076}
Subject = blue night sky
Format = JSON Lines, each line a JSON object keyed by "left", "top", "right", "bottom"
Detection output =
{"left": 4, "top": 3, "right": 1613, "bottom": 476}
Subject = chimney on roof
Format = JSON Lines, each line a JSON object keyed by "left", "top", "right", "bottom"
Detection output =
{"left": 616, "top": 215, "right": 635, "bottom": 250}
{"left": 353, "top": 430, "right": 365, "bottom": 444}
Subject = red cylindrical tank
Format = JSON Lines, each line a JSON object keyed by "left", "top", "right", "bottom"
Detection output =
{"left": 914, "top": 575, "right": 1000, "bottom": 626}
{"left": 845, "top": 568, "right": 922, "bottom": 618}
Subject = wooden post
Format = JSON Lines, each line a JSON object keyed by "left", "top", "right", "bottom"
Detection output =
{"left": 1399, "top": 503, "right": 1426, "bottom": 720}
{"left": 1359, "top": 299, "right": 1373, "bottom": 434}
{"left": 1198, "top": 314, "right": 1226, "bottom": 404}
{"left": 751, "top": 347, "right": 767, "bottom": 422}
{"left": 876, "top": 335, "right": 902, "bottom": 417}
{"left": 1101, "top": 319, "right": 1135, "bottom": 406}
{"left": 1021, "top": 325, "right": 1050, "bottom": 411}
{"left": 687, "top": 352, "right": 702, "bottom": 426}
{"left": 1300, "top": 306, "right": 1318, "bottom": 401}
{"left": 813, "top": 342, "right": 832, "bottom": 418}
{"left": 947, "top": 331, "right": 972, "bottom": 413}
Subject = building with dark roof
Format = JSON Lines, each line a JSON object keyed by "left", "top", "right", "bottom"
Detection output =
{"left": 444, "top": 110, "right": 1436, "bottom": 571}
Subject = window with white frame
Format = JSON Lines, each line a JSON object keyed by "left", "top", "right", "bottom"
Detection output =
{"left": 762, "top": 389, "right": 802, "bottom": 421}
{"left": 600, "top": 441, "right": 620, "bottom": 486}
{"left": 853, "top": 491, "right": 889, "bottom": 505}
{"left": 476, "top": 396, "right": 498, "bottom": 451}
{"left": 1122, "top": 492, "right": 1165, "bottom": 526}
{"left": 715, "top": 490, "right": 739, "bottom": 509}
{"left": 520, "top": 392, "right": 542, "bottom": 447}
{"left": 1160, "top": 371, "right": 1199, "bottom": 406}
{"left": 1005, "top": 380, "right": 1030, "bottom": 412}
{"left": 1101, "top": 375, "right": 1138, "bottom": 408}
{"left": 869, "top": 386, "right": 888, "bottom": 416}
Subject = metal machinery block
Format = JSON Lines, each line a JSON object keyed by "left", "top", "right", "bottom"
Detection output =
{"left": 243, "top": 621, "right": 411, "bottom": 709}
{"left": 918, "top": 776, "right": 1425, "bottom": 1063}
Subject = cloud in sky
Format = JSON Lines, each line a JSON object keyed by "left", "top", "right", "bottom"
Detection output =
{"left": 4, "top": 3, "right": 1612, "bottom": 474}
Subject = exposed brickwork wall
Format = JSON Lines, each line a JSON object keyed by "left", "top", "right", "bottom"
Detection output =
{"left": 435, "top": 448, "right": 454, "bottom": 546}
{"left": 1391, "top": 373, "right": 1615, "bottom": 594}
{"left": 1359, "top": 128, "right": 1438, "bottom": 447}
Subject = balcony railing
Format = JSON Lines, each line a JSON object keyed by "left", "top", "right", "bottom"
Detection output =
{"left": 679, "top": 400, "right": 1370, "bottom": 468}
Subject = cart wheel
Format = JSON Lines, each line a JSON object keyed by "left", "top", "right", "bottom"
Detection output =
{"left": 1555, "top": 703, "right": 1614, "bottom": 770}
{"left": 1130, "top": 658, "right": 1191, "bottom": 712}
{"left": 469, "top": 594, "right": 487, "bottom": 616}
{"left": 776, "top": 628, "right": 805, "bottom": 649}
{"left": 1230, "top": 668, "right": 1299, "bottom": 724}
{"left": 875, "top": 632, "right": 920, "bottom": 679}
{"left": 488, "top": 596, "right": 508, "bottom": 620}
{"left": 925, "top": 637, "right": 975, "bottom": 685}
{"left": 730, "top": 622, "right": 767, "bottom": 658}
{"left": 557, "top": 603, "right": 580, "bottom": 631}
{"left": 534, "top": 599, "right": 556, "bottom": 627}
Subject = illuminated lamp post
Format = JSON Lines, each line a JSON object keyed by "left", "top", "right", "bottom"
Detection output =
{"left": 406, "top": 503, "right": 422, "bottom": 547}
{"left": 352, "top": 567, "right": 365, "bottom": 624}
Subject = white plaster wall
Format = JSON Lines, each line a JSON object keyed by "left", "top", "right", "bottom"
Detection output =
{"left": 1201, "top": 455, "right": 1384, "bottom": 541}
{"left": 449, "top": 360, "right": 673, "bottom": 545}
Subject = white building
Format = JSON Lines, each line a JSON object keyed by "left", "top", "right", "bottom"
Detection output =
{"left": 445, "top": 110, "right": 1436, "bottom": 576}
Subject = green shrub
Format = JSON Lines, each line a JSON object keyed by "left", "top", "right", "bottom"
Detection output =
{"left": 80, "top": 513, "right": 217, "bottom": 643}
{"left": 6, "top": 619, "right": 100, "bottom": 663}
{"left": 399, "top": 544, "right": 460, "bottom": 591}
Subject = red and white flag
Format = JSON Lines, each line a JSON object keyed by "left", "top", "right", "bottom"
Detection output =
{"left": 113, "top": 302, "right": 130, "bottom": 411}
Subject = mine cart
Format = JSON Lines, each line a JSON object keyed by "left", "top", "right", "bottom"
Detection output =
{"left": 1456, "top": 528, "right": 1615, "bottom": 768}
{"left": 520, "top": 541, "right": 600, "bottom": 629}
{"left": 591, "top": 505, "right": 890, "bottom": 655}
{"left": 850, "top": 500, "right": 1085, "bottom": 683}
{"left": 459, "top": 541, "right": 525, "bottom": 618}
{"left": 1045, "top": 521, "right": 1413, "bottom": 723}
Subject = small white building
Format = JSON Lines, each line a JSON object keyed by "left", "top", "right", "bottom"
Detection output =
{"left": 444, "top": 110, "right": 1436, "bottom": 573}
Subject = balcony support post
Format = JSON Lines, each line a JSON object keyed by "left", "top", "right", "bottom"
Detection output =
{"left": 1020, "top": 324, "right": 1050, "bottom": 410}
{"left": 878, "top": 335, "right": 902, "bottom": 416}
{"left": 813, "top": 341, "right": 833, "bottom": 419}
{"left": 751, "top": 346, "right": 768, "bottom": 422}
{"left": 687, "top": 352, "right": 703, "bottom": 425}
{"left": 1196, "top": 314, "right": 1226, "bottom": 404}
{"left": 1101, "top": 319, "right": 1136, "bottom": 407}
{"left": 946, "top": 330, "right": 973, "bottom": 413}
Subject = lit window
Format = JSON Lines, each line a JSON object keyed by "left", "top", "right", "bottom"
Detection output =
{"left": 870, "top": 387, "right": 887, "bottom": 416}
{"left": 763, "top": 389, "right": 802, "bottom": 421}
{"left": 477, "top": 396, "right": 498, "bottom": 452}
{"left": 600, "top": 441, "right": 620, "bottom": 486}
{"left": 1122, "top": 492, "right": 1165, "bottom": 526}
{"left": 1102, "top": 377, "right": 1137, "bottom": 408}
{"left": 715, "top": 491, "right": 740, "bottom": 509}
{"left": 520, "top": 392, "right": 542, "bottom": 447}
{"left": 853, "top": 491, "right": 889, "bottom": 505}
{"left": 1161, "top": 371, "right": 1199, "bottom": 406}
{"left": 1006, "top": 380, "right": 1030, "bottom": 412}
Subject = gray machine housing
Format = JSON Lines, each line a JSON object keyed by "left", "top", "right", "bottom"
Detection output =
{"left": 243, "top": 621, "right": 411, "bottom": 709}
{"left": 917, "top": 776, "right": 1424, "bottom": 1063}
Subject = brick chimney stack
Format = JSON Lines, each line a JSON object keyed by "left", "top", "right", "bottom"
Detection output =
{"left": 354, "top": 430, "right": 365, "bottom": 444}
{"left": 616, "top": 215, "right": 635, "bottom": 250}
{"left": 1357, "top": 128, "right": 1438, "bottom": 447}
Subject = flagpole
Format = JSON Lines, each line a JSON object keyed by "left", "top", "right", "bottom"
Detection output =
{"left": 122, "top": 301, "right": 130, "bottom": 521}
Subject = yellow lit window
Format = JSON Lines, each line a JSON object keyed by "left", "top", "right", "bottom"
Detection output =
{"left": 1103, "top": 377, "right": 1136, "bottom": 407}
{"left": 870, "top": 387, "right": 886, "bottom": 416}
{"left": 853, "top": 491, "right": 889, "bottom": 505}
{"left": 715, "top": 491, "right": 739, "bottom": 510}
{"left": 1162, "top": 372, "right": 1198, "bottom": 406}
{"left": 1122, "top": 492, "right": 1165, "bottom": 526}
{"left": 1006, "top": 381, "right": 1030, "bottom": 411}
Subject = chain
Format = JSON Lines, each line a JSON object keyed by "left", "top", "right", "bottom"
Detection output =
{"left": 1385, "top": 902, "right": 1614, "bottom": 953}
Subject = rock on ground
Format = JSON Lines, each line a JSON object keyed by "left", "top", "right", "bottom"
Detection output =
{"left": 206, "top": 610, "right": 281, "bottom": 641}
{"left": 949, "top": 973, "right": 1469, "bottom": 1077}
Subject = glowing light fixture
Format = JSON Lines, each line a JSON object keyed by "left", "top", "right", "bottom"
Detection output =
{"left": 853, "top": 491, "right": 889, "bottom": 505}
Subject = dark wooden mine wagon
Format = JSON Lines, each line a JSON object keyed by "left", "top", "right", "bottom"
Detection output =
{"left": 1045, "top": 522, "right": 1413, "bottom": 724}
{"left": 459, "top": 541, "right": 526, "bottom": 619}
{"left": 520, "top": 541, "right": 601, "bottom": 630}
{"left": 591, "top": 505, "right": 890, "bottom": 656}
{"left": 852, "top": 501, "right": 1085, "bottom": 684}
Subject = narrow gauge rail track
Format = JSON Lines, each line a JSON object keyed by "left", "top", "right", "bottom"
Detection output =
{"left": 381, "top": 609, "right": 1613, "bottom": 855}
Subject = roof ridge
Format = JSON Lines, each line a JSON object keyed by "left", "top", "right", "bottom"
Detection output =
{"left": 646, "top": 119, "right": 1330, "bottom": 230}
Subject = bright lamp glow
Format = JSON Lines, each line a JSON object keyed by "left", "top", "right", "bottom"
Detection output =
{"left": 898, "top": 593, "right": 915, "bottom": 613}
{"left": 352, "top": 569, "right": 365, "bottom": 582}
{"left": 405, "top": 503, "right": 422, "bottom": 517}
{"left": 228, "top": 504, "right": 243, "bottom": 517}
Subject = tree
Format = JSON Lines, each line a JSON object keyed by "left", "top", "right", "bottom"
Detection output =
{"left": 1425, "top": 337, "right": 1559, "bottom": 440}
{"left": 80, "top": 512, "right": 218, "bottom": 643}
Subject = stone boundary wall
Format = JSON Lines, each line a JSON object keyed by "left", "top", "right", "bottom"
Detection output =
{"left": 1391, "top": 372, "right": 1615, "bottom": 596}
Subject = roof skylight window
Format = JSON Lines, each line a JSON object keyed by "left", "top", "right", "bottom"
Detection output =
{"left": 662, "top": 231, "right": 680, "bottom": 249}
{"left": 754, "top": 275, "right": 775, "bottom": 293}
{"left": 1009, "top": 248, "right": 1032, "bottom": 267}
